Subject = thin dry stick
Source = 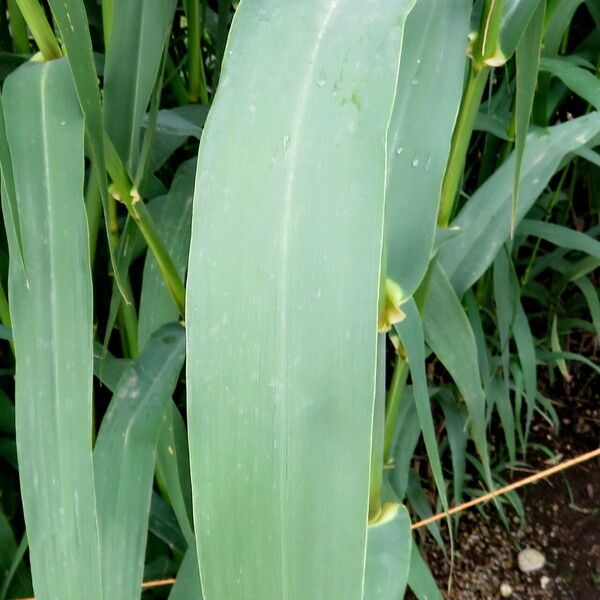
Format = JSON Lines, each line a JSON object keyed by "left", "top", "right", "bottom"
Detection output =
{"left": 412, "top": 447, "right": 600, "bottom": 530}
{"left": 15, "top": 448, "right": 600, "bottom": 600}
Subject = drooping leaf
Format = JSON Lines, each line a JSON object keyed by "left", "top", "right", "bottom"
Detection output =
{"left": 186, "top": 1, "right": 416, "bottom": 597}
{"left": 94, "top": 323, "right": 185, "bottom": 600}
{"left": 386, "top": 0, "right": 470, "bottom": 299}
{"left": 3, "top": 58, "right": 102, "bottom": 600}
{"left": 422, "top": 262, "right": 491, "bottom": 483}
{"left": 439, "top": 112, "right": 600, "bottom": 297}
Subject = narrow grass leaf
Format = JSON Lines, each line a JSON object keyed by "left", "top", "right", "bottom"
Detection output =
{"left": 94, "top": 323, "right": 185, "bottom": 600}
{"left": 550, "top": 314, "right": 571, "bottom": 381}
{"left": 438, "top": 393, "right": 468, "bottom": 505}
{"left": 518, "top": 219, "right": 600, "bottom": 258}
{"left": 407, "top": 542, "right": 444, "bottom": 600}
{"left": 169, "top": 545, "right": 203, "bottom": 600}
{"left": 540, "top": 57, "right": 600, "bottom": 110}
{"left": 438, "top": 112, "right": 600, "bottom": 296}
{"left": 513, "top": 302, "right": 537, "bottom": 439}
{"left": 386, "top": 0, "right": 470, "bottom": 299}
{"left": 364, "top": 504, "right": 411, "bottom": 599}
{"left": 573, "top": 277, "right": 600, "bottom": 338}
{"left": 186, "top": 1, "right": 415, "bottom": 597}
{"left": 513, "top": 0, "right": 545, "bottom": 232}
{"left": 394, "top": 298, "right": 449, "bottom": 512}
{"left": 3, "top": 58, "right": 102, "bottom": 600}
{"left": 423, "top": 262, "right": 491, "bottom": 483}
{"left": 103, "top": 0, "right": 177, "bottom": 171}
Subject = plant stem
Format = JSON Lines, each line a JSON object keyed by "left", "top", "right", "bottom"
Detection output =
{"left": 382, "top": 358, "right": 408, "bottom": 463}
{"left": 438, "top": 67, "right": 488, "bottom": 227}
{"left": 104, "top": 135, "right": 186, "bottom": 317}
{"left": 14, "top": 0, "right": 61, "bottom": 60}
{"left": 185, "top": 0, "right": 209, "bottom": 104}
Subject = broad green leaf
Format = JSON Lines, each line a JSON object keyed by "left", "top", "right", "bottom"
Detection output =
{"left": 540, "top": 57, "right": 600, "bottom": 110}
{"left": 513, "top": 0, "right": 545, "bottom": 231}
{"left": 186, "top": 1, "right": 416, "bottom": 598}
{"left": 386, "top": 0, "right": 470, "bottom": 299}
{"left": 407, "top": 542, "right": 444, "bottom": 600}
{"left": 3, "top": 58, "right": 102, "bottom": 600}
{"left": 169, "top": 545, "right": 203, "bottom": 600}
{"left": 94, "top": 323, "right": 185, "bottom": 600}
{"left": 138, "top": 159, "right": 195, "bottom": 349}
{"left": 363, "top": 503, "right": 411, "bottom": 600}
{"left": 394, "top": 298, "right": 448, "bottom": 513}
{"left": 103, "top": 0, "right": 177, "bottom": 171}
{"left": 518, "top": 219, "right": 600, "bottom": 258}
{"left": 93, "top": 336, "right": 194, "bottom": 545}
{"left": 439, "top": 112, "right": 600, "bottom": 297}
{"left": 422, "top": 262, "right": 490, "bottom": 483}
{"left": 45, "top": 0, "right": 127, "bottom": 298}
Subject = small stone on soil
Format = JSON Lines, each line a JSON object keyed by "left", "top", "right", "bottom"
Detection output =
{"left": 500, "top": 582, "right": 513, "bottom": 597}
{"left": 518, "top": 548, "right": 546, "bottom": 573}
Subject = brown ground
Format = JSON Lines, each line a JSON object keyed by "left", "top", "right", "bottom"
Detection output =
{"left": 408, "top": 364, "right": 600, "bottom": 599}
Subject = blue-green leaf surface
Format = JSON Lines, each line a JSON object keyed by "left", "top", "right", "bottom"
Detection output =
{"left": 186, "top": 1, "right": 416, "bottom": 598}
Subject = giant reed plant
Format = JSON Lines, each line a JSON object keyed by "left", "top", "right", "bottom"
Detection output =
{"left": 0, "top": 1, "right": 598, "bottom": 599}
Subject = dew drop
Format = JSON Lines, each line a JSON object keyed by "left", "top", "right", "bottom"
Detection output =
{"left": 395, "top": 147, "right": 404, "bottom": 156}
{"left": 410, "top": 78, "right": 419, "bottom": 85}
{"left": 412, "top": 158, "right": 420, "bottom": 167}
{"left": 283, "top": 134, "right": 290, "bottom": 150}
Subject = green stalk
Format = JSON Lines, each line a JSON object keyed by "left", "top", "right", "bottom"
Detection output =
{"left": 7, "top": 0, "right": 29, "bottom": 54}
{"left": 118, "top": 279, "right": 139, "bottom": 358}
{"left": 14, "top": 0, "right": 61, "bottom": 60}
{"left": 185, "top": 0, "right": 209, "bottom": 104}
{"left": 438, "top": 67, "right": 488, "bottom": 227}
{"left": 382, "top": 358, "right": 408, "bottom": 464}
{"left": 105, "top": 136, "right": 186, "bottom": 317}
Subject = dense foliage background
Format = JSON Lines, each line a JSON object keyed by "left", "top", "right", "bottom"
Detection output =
{"left": 0, "top": 0, "right": 598, "bottom": 598}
